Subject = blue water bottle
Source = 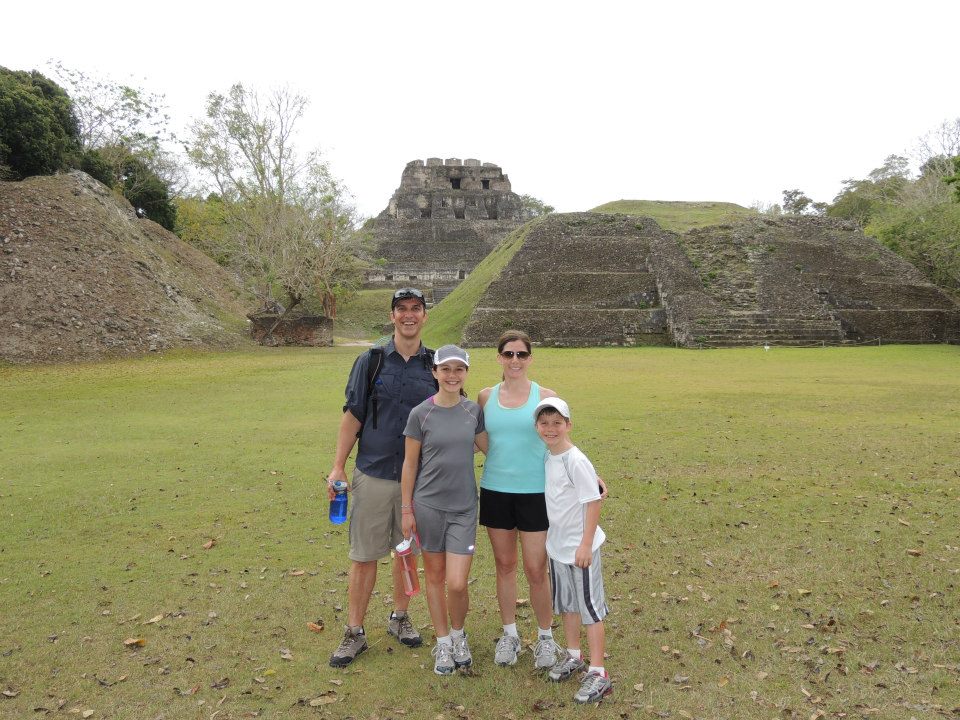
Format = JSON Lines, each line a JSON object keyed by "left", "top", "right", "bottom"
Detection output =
{"left": 329, "top": 480, "right": 348, "bottom": 524}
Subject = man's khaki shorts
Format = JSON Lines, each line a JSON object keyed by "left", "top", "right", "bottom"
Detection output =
{"left": 348, "top": 469, "right": 405, "bottom": 562}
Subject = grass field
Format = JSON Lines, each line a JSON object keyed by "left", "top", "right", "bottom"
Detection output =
{"left": 1, "top": 345, "right": 959, "bottom": 719}
{"left": 591, "top": 201, "right": 756, "bottom": 232}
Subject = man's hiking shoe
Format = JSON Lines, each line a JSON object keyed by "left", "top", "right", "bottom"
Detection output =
{"left": 432, "top": 641, "right": 455, "bottom": 675}
{"left": 387, "top": 611, "right": 422, "bottom": 647}
{"left": 329, "top": 626, "right": 367, "bottom": 668}
{"left": 451, "top": 633, "right": 472, "bottom": 669}
{"left": 574, "top": 670, "right": 613, "bottom": 704}
{"left": 533, "top": 635, "right": 561, "bottom": 670}
{"left": 548, "top": 652, "right": 586, "bottom": 682}
{"left": 494, "top": 634, "right": 521, "bottom": 666}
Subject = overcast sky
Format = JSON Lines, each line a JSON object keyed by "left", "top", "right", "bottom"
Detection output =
{"left": 5, "top": 1, "right": 959, "bottom": 219}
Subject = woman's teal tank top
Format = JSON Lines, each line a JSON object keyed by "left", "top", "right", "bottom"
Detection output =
{"left": 480, "top": 382, "right": 547, "bottom": 493}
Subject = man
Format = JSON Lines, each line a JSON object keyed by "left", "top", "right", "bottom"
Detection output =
{"left": 326, "top": 288, "right": 437, "bottom": 667}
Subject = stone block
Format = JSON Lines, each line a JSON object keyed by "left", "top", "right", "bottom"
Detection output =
{"left": 464, "top": 158, "right": 481, "bottom": 167}
{"left": 426, "top": 157, "right": 443, "bottom": 167}
{"left": 445, "top": 158, "right": 462, "bottom": 166}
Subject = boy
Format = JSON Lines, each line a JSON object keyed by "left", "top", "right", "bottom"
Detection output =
{"left": 534, "top": 397, "right": 612, "bottom": 704}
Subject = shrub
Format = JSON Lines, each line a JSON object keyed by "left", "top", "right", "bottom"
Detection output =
{"left": 0, "top": 67, "right": 79, "bottom": 178}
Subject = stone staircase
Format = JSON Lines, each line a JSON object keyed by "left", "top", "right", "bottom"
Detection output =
{"left": 689, "top": 311, "right": 845, "bottom": 347}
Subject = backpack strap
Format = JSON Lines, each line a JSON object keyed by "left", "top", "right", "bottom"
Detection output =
{"left": 366, "top": 347, "right": 385, "bottom": 430}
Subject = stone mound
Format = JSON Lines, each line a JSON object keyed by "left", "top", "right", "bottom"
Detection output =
{"left": 464, "top": 213, "right": 669, "bottom": 346}
{"left": 0, "top": 172, "right": 252, "bottom": 363}
{"left": 460, "top": 212, "right": 959, "bottom": 347}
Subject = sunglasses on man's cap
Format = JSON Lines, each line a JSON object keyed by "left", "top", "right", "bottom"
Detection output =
{"left": 391, "top": 287, "right": 426, "bottom": 309}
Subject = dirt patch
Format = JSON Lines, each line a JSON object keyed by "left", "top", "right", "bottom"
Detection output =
{"left": 0, "top": 171, "right": 253, "bottom": 363}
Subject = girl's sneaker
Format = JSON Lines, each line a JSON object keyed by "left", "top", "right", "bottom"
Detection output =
{"left": 452, "top": 633, "right": 472, "bottom": 668}
{"left": 547, "top": 652, "right": 586, "bottom": 682}
{"left": 494, "top": 634, "right": 521, "bottom": 666}
{"left": 432, "top": 641, "right": 455, "bottom": 675}
{"left": 574, "top": 671, "right": 613, "bottom": 704}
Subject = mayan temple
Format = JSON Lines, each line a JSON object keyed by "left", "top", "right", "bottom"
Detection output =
{"left": 365, "top": 158, "right": 525, "bottom": 299}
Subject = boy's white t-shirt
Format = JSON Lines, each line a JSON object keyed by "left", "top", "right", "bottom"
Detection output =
{"left": 544, "top": 445, "right": 606, "bottom": 564}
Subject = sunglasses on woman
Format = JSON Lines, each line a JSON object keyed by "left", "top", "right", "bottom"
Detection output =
{"left": 500, "top": 350, "right": 531, "bottom": 359}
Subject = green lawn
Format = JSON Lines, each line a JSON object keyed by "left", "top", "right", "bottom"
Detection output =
{"left": 591, "top": 200, "right": 756, "bottom": 232}
{"left": 1, "top": 345, "right": 958, "bottom": 719}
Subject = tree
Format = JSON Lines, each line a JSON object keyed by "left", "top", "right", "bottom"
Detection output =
{"left": 781, "top": 189, "right": 824, "bottom": 216}
{"left": 187, "top": 84, "right": 364, "bottom": 327}
{"left": 49, "top": 63, "right": 183, "bottom": 225}
{"left": 519, "top": 194, "right": 555, "bottom": 221}
{"left": 174, "top": 194, "right": 232, "bottom": 265}
{"left": 945, "top": 156, "right": 960, "bottom": 203}
{"left": 0, "top": 67, "right": 79, "bottom": 178}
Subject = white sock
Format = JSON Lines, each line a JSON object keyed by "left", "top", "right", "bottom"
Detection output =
{"left": 588, "top": 665, "right": 606, "bottom": 676}
{"left": 503, "top": 623, "right": 519, "bottom": 638}
{"left": 538, "top": 626, "right": 553, "bottom": 639}
{"left": 568, "top": 648, "right": 581, "bottom": 659}
{"left": 436, "top": 634, "right": 452, "bottom": 646}
{"left": 450, "top": 627, "right": 465, "bottom": 640}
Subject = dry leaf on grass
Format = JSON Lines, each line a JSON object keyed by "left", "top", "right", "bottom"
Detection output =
{"left": 307, "top": 621, "right": 324, "bottom": 633}
{"left": 2, "top": 688, "right": 19, "bottom": 698}
{"left": 144, "top": 615, "right": 164, "bottom": 625}
{"left": 289, "top": 570, "right": 305, "bottom": 577}
{"left": 280, "top": 648, "right": 293, "bottom": 661}
{"left": 202, "top": 539, "right": 216, "bottom": 550}
{"left": 122, "top": 638, "right": 145, "bottom": 648}
{"left": 309, "top": 695, "right": 337, "bottom": 706}
{"left": 906, "top": 548, "right": 923, "bottom": 556}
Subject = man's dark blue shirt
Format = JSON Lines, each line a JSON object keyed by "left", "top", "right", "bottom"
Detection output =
{"left": 343, "top": 338, "right": 438, "bottom": 482}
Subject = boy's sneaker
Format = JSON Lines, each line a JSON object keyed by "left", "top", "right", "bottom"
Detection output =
{"left": 387, "top": 611, "right": 422, "bottom": 647}
{"left": 494, "top": 634, "right": 521, "bottom": 666}
{"left": 548, "top": 652, "right": 586, "bottom": 682}
{"left": 329, "top": 626, "right": 367, "bottom": 668}
{"left": 533, "top": 635, "right": 561, "bottom": 670}
{"left": 432, "top": 641, "right": 455, "bottom": 675}
{"left": 451, "top": 633, "right": 472, "bottom": 668}
{"left": 574, "top": 670, "right": 613, "bottom": 704}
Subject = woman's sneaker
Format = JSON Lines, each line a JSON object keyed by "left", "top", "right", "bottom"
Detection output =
{"left": 533, "top": 635, "right": 560, "bottom": 670}
{"left": 574, "top": 671, "right": 613, "bottom": 704}
{"left": 387, "top": 611, "right": 422, "bottom": 647}
{"left": 548, "top": 652, "right": 586, "bottom": 682}
{"left": 494, "top": 634, "right": 521, "bottom": 666}
{"left": 451, "top": 633, "right": 472, "bottom": 668}
{"left": 432, "top": 641, "right": 455, "bottom": 675}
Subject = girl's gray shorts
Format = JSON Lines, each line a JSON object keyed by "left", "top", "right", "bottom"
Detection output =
{"left": 414, "top": 502, "right": 478, "bottom": 555}
{"left": 549, "top": 549, "right": 609, "bottom": 625}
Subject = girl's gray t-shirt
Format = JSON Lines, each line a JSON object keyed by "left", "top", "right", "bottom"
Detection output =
{"left": 403, "top": 396, "right": 485, "bottom": 513}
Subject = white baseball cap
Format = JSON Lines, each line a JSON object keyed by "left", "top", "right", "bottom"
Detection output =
{"left": 434, "top": 344, "right": 470, "bottom": 367}
{"left": 534, "top": 397, "right": 571, "bottom": 420}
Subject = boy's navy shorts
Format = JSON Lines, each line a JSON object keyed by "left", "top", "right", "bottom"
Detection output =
{"left": 479, "top": 488, "right": 549, "bottom": 532}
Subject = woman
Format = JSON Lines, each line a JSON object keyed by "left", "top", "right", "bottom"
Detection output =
{"left": 477, "top": 330, "right": 563, "bottom": 670}
{"left": 401, "top": 344, "right": 488, "bottom": 675}
{"left": 480, "top": 330, "right": 607, "bottom": 670}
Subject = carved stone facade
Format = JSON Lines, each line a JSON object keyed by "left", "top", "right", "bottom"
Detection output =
{"left": 366, "top": 158, "right": 524, "bottom": 291}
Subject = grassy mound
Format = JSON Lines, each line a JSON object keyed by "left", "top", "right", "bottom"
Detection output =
{"left": 592, "top": 199, "right": 756, "bottom": 232}
{"left": 422, "top": 218, "right": 542, "bottom": 347}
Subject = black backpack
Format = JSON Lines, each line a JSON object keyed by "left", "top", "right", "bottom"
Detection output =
{"left": 364, "top": 346, "right": 436, "bottom": 431}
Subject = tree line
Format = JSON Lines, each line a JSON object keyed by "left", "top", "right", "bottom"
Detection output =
{"left": 770, "top": 120, "right": 960, "bottom": 293}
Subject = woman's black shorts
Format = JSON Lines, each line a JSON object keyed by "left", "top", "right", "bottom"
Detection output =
{"left": 479, "top": 488, "right": 549, "bottom": 532}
